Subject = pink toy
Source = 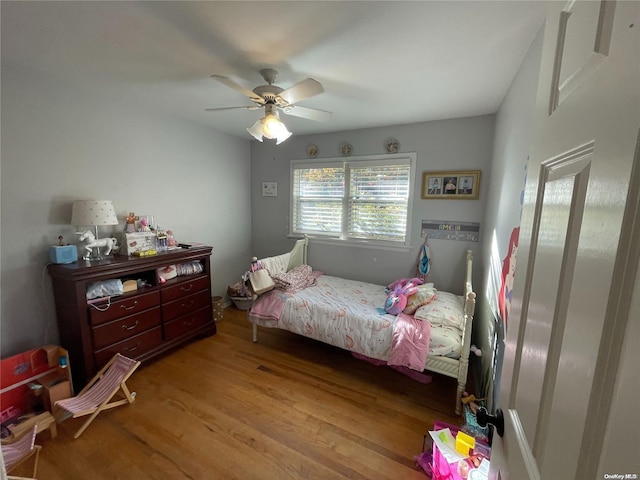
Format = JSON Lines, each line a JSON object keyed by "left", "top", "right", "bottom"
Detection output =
{"left": 384, "top": 278, "right": 422, "bottom": 315}
{"left": 138, "top": 217, "right": 150, "bottom": 232}
{"left": 387, "top": 277, "right": 423, "bottom": 292}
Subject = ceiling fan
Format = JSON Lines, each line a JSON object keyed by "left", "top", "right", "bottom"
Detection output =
{"left": 206, "top": 68, "right": 331, "bottom": 144}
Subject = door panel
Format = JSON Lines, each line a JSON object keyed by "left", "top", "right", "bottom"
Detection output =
{"left": 490, "top": 1, "right": 639, "bottom": 478}
{"left": 550, "top": 0, "right": 615, "bottom": 112}
{"left": 515, "top": 175, "right": 573, "bottom": 446}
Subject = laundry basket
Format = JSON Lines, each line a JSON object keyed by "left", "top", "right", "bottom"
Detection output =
{"left": 230, "top": 295, "right": 256, "bottom": 311}
{"left": 212, "top": 296, "right": 224, "bottom": 322}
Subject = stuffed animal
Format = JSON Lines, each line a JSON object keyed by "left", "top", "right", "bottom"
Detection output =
{"left": 386, "top": 277, "right": 423, "bottom": 293}
{"left": 138, "top": 217, "right": 150, "bottom": 232}
{"left": 384, "top": 278, "right": 423, "bottom": 315}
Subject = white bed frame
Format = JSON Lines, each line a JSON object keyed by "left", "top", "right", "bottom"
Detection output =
{"left": 250, "top": 237, "right": 476, "bottom": 415}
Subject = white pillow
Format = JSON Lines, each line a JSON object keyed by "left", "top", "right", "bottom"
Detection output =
{"left": 414, "top": 291, "right": 465, "bottom": 329}
{"left": 403, "top": 283, "right": 437, "bottom": 314}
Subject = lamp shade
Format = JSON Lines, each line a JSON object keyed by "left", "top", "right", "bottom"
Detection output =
{"left": 71, "top": 200, "right": 119, "bottom": 227}
{"left": 247, "top": 119, "right": 265, "bottom": 142}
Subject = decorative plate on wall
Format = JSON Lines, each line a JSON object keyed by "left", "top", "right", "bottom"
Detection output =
{"left": 340, "top": 143, "right": 353, "bottom": 157}
{"left": 385, "top": 137, "right": 400, "bottom": 153}
{"left": 307, "top": 144, "right": 319, "bottom": 158}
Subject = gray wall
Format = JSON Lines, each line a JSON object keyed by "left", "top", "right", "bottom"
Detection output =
{"left": 1, "top": 63, "right": 253, "bottom": 356}
{"left": 474, "top": 27, "right": 544, "bottom": 401}
{"left": 250, "top": 116, "right": 495, "bottom": 294}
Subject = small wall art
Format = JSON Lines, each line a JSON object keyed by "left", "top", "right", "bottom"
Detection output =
{"left": 421, "top": 170, "right": 481, "bottom": 200}
{"left": 262, "top": 182, "right": 277, "bottom": 197}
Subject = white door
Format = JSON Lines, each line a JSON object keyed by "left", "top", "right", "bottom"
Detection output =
{"left": 489, "top": 1, "right": 640, "bottom": 479}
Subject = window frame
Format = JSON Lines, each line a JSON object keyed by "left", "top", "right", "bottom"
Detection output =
{"left": 289, "top": 153, "right": 416, "bottom": 250}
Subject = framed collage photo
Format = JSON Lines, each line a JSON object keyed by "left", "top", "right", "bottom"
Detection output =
{"left": 421, "top": 170, "right": 481, "bottom": 200}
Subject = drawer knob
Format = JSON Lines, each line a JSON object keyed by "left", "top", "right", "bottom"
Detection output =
{"left": 121, "top": 320, "right": 139, "bottom": 331}
{"left": 181, "top": 299, "right": 195, "bottom": 309}
{"left": 180, "top": 284, "right": 194, "bottom": 292}
{"left": 120, "top": 300, "right": 139, "bottom": 311}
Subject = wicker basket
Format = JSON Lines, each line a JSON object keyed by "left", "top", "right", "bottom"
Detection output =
{"left": 230, "top": 295, "right": 256, "bottom": 310}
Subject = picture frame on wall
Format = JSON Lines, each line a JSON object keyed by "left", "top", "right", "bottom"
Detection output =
{"left": 262, "top": 182, "right": 278, "bottom": 197}
{"left": 421, "top": 170, "right": 480, "bottom": 200}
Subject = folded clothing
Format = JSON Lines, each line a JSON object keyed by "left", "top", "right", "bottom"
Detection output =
{"left": 272, "top": 264, "right": 317, "bottom": 291}
{"left": 176, "top": 261, "right": 203, "bottom": 276}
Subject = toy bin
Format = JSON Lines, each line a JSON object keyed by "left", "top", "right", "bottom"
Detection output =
{"left": 431, "top": 421, "right": 491, "bottom": 480}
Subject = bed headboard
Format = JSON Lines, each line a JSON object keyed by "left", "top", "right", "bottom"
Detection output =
{"left": 286, "top": 236, "right": 309, "bottom": 271}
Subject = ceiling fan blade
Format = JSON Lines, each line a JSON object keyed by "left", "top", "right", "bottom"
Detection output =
{"left": 210, "top": 75, "right": 265, "bottom": 104}
{"left": 278, "top": 78, "right": 324, "bottom": 105}
{"left": 205, "top": 106, "right": 261, "bottom": 112}
{"left": 281, "top": 105, "right": 332, "bottom": 122}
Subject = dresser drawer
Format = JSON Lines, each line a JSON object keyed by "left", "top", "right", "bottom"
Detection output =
{"left": 164, "top": 307, "right": 212, "bottom": 341}
{"left": 162, "top": 289, "right": 211, "bottom": 322}
{"left": 93, "top": 326, "right": 162, "bottom": 366}
{"left": 161, "top": 275, "right": 209, "bottom": 303}
{"left": 91, "top": 307, "right": 161, "bottom": 349}
{"left": 89, "top": 290, "right": 160, "bottom": 326}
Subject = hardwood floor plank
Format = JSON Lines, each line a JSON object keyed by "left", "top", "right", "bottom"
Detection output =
{"left": 31, "top": 307, "right": 464, "bottom": 479}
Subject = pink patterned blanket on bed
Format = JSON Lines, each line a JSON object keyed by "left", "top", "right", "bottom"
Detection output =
{"left": 248, "top": 274, "right": 431, "bottom": 372}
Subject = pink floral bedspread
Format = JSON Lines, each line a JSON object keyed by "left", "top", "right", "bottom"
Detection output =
{"left": 248, "top": 274, "right": 430, "bottom": 370}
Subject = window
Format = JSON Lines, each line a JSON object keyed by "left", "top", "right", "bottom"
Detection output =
{"left": 291, "top": 153, "right": 415, "bottom": 246}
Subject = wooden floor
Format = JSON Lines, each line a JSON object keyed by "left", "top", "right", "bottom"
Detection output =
{"left": 26, "top": 307, "right": 464, "bottom": 479}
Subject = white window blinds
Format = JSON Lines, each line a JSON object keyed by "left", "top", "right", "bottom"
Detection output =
{"left": 291, "top": 155, "right": 414, "bottom": 245}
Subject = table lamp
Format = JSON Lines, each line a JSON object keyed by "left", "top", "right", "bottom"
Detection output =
{"left": 71, "top": 200, "right": 119, "bottom": 260}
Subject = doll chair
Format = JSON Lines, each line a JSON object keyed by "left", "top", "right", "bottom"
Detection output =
{"left": 1, "top": 425, "right": 41, "bottom": 478}
{"left": 54, "top": 353, "right": 141, "bottom": 439}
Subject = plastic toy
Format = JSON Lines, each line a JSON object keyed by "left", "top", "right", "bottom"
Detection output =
{"left": 138, "top": 217, "right": 150, "bottom": 232}
{"left": 125, "top": 212, "right": 138, "bottom": 233}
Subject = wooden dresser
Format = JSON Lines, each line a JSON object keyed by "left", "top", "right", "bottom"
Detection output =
{"left": 48, "top": 245, "right": 215, "bottom": 392}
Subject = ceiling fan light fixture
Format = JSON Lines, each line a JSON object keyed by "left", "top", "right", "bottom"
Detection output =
{"left": 246, "top": 105, "right": 292, "bottom": 144}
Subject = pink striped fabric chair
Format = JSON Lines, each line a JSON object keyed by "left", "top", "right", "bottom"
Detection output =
{"left": 1, "top": 425, "right": 41, "bottom": 477}
{"left": 54, "top": 353, "right": 141, "bottom": 439}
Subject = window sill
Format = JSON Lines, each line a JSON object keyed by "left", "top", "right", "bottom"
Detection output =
{"left": 287, "top": 234, "right": 413, "bottom": 252}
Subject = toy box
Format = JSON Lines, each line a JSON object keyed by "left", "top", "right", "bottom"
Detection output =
{"left": 1, "top": 345, "right": 72, "bottom": 416}
{"left": 431, "top": 421, "right": 491, "bottom": 480}
{"left": 38, "top": 371, "right": 72, "bottom": 411}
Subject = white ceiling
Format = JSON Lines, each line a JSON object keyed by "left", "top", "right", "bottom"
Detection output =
{"left": 1, "top": 1, "right": 547, "bottom": 140}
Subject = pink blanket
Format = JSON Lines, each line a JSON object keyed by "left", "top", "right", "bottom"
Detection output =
{"left": 387, "top": 312, "right": 431, "bottom": 371}
{"left": 248, "top": 289, "right": 288, "bottom": 325}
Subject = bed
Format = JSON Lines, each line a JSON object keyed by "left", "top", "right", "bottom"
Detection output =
{"left": 247, "top": 237, "right": 476, "bottom": 415}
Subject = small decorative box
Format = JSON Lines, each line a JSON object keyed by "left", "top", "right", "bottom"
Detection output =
{"left": 117, "top": 232, "right": 157, "bottom": 256}
{"left": 49, "top": 245, "right": 78, "bottom": 264}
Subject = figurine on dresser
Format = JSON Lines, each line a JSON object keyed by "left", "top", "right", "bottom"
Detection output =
{"left": 77, "top": 230, "right": 118, "bottom": 260}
